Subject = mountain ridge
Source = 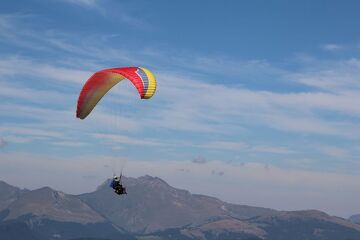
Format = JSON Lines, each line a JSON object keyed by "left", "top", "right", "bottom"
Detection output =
{"left": 1, "top": 176, "right": 360, "bottom": 240}
{"left": 80, "top": 176, "right": 276, "bottom": 233}
{"left": 4, "top": 186, "right": 105, "bottom": 224}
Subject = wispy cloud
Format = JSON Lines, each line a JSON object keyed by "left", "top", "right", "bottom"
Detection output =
{"left": 0, "top": 56, "right": 90, "bottom": 84}
{"left": 317, "top": 145, "right": 349, "bottom": 158}
{"left": 0, "top": 81, "right": 71, "bottom": 103}
{"left": 62, "top": 0, "right": 102, "bottom": 10}
{"left": 290, "top": 58, "right": 360, "bottom": 92}
{"left": 251, "top": 145, "right": 294, "bottom": 154}
{"left": 199, "top": 140, "right": 293, "bottom": 154}
{"left": 200, "top": 141, "right": 248, "bottom": 151}
{"left": 0, "top": 13, "right": 143, "bottom": 66}
{"left": 2, "top": 136, "right": 40, "bottom": 144}
{"left": 0, "top": 126, "right": 64, "bottom": 139}
{"left": 321, "top": 44, "right": 343, "bottom": 51}
{"left": 119, "top": 13, "right": 153, "bottom": 30}
{"left": 0, "top": 14, "right": 51, "bottom": 52}
{"left": 93, "top": 133, "right": 164, "bottom": 146}
{"left": 51, "top": 141, "right": 88, "bottom": 147}
{"left": 152, "top": 71, "right": 360, "bottom": 139}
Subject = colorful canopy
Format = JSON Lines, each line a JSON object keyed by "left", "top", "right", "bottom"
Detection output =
{"left": 76, "top": 67, "right": 156, "bottom": 119}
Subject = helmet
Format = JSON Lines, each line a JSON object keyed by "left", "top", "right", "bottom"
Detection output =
{"left": 114, "top": 176, "right": 119, "bottom": 180}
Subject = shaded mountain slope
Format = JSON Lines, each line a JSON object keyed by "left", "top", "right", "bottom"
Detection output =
{"left": 4, "top": 186, "right": 105, "bottom": 224}
{"left": 248, "top": 210, "right": 360, "bottom": 240}
{"left": 0, "top": 185, "right": 129, "bottom": 240}
{"left": 140, "top": 211, "right": 360, "bottom": 240}
{"left": 0, "top": 221, "right": 39, "bottom": 240}
{"left": 0, "top": 181, "right": 28, "bottom": 212}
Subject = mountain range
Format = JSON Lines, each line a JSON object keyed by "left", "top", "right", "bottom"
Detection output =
{"left": 0, "top": 176, "right": 359, "bottom": 240}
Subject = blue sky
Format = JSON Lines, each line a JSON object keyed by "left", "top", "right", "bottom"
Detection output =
{"left": 0, "top": 0, "right": 360, "bottom": 217}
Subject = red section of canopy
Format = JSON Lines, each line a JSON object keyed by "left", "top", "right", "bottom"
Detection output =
{"left": 103, "top": 67, "right": 145, "bottom": 98}
{"left": 76, "top": 67, "right": 145, "bottom": 119}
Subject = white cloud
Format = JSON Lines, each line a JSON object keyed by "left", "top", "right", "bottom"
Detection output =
{"left": 150, "top": 71, "right": 360, "bottom": 139}
{"left": 290, "top": 58, "right": 360, "bottom": 92}
{"left": 0, "top": 126, "right": 64, "bottom": 139}
{"left": 0, "top": 14, "right": 51, "bottom": 52}
{"left": 62, "top": 0, "right": 101, "bottom": 9}
{"left": 51, "top": 141, "right": 88, "bottom": 147}
{"left": 263, "top": 113, "right": 359, "bottom": 138}
{"left": 0, "top": 81, "right": 71, "bottom": 103}
{"left": 250, "top": 145, "right": 294, "bottom": 154}
{"left": 93, "top": 133, "right": 164, "bottom": 146}
{"left": 200, "top": 141, "right": 248, "bottom": 151}
{"left": 0, "top": 57, "right": 90, "bottom": 85}
{"left": 317, "top": 145, "right": 349, "bottom": 158}
{"left": 321, "top": 44, "right": 343, "bottom": 51}
{"left": 2, "top": 136, "right": 39, "bottom": 144}
{"left": 199, "top": 140, "right": 293, "bottom": 154}
{"left": 0, "top": 14, "right": 140, "bottom": 65}
{"left": 119, "top": 13, "right": 152, "bottom": 30}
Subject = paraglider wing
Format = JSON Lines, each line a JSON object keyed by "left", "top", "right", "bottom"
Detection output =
{"left": 76, "top": 67, "right": 156, "bottom": 119}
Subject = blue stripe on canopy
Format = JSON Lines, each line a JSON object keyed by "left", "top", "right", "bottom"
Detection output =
{"left": 137, "top": 68, "right": 149, "bottom": 93}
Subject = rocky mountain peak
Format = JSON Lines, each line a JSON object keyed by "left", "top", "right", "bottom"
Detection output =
{"left": 80, "top": 175, "right": 275, "bottom": 233}
{"left": 96, "top": 175, "right": 173, "bottom": 192}
{"left": 0, "top": 180, "right": 21, "bottom": 193}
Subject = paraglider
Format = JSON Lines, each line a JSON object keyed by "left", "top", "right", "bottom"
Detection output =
{"left": 76, "top": 67, "right": 157, "bottom": 196}
{"left": 110, "top": 175, "right": 127, "bottom": 195}
{"left": 76, "top": 67, "right": 157, "bottom": 120}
